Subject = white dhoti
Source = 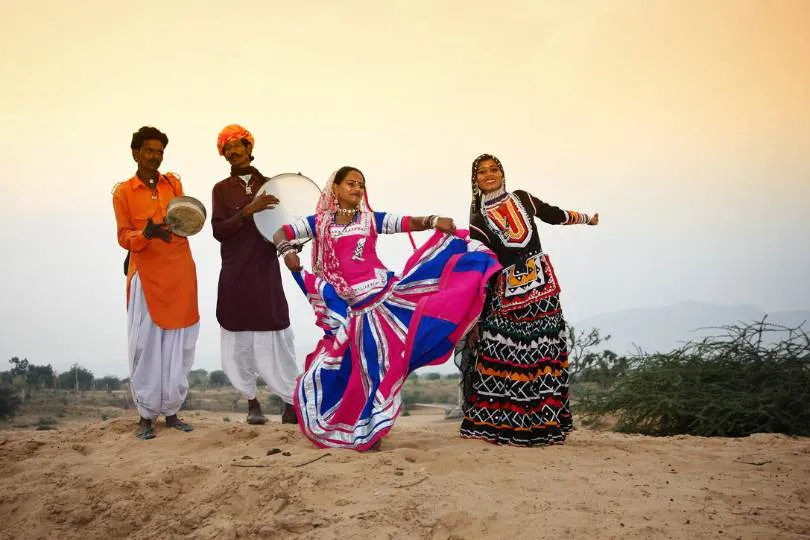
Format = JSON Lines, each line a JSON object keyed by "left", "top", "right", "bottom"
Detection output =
{"left": 127, "top": 273, "right": 199, "bottom": 420}
{"left": 220, "top": 326, "right": 298, "bottom": 404}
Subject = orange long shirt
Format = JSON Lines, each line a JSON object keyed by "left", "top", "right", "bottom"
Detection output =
{"left": 112, "top": 173, "right": 199, "bottom": 329}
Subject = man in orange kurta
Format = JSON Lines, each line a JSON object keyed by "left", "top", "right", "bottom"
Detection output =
{"left": 112, "top": 126, "right": 199, "bottom": 440}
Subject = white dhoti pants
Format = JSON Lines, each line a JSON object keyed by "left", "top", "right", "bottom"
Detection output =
{"left": 127, "top": 273, "right": 199, "bottom": 420}
{"left": 220, "top": 326, "right": 298, "bottom": 404}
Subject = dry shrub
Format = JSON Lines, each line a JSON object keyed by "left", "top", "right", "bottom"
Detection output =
{"left": 577, "top": 320, "right": 810, "bottom": 437}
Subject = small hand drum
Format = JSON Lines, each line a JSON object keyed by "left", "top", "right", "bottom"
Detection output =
{"left": 166, "top": 196, "right": 207, "bottom": 237}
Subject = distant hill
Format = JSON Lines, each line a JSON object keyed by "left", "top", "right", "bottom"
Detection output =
{"left": 572, "top": 302, "right": 810, "bottom": 355}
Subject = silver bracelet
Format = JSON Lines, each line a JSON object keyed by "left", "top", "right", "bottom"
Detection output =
{"left": 430, "top": 215, "right": 439, "bottom": 228}
{"left": 277, "top": 240, "right": 295, "bottom": 257}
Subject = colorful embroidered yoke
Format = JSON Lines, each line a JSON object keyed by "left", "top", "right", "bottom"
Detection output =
{"left": 460, "top": 189, "right": 589, "bottom": 446}
{"left": 283, "top": 212, "right": 500, "bottom": 450}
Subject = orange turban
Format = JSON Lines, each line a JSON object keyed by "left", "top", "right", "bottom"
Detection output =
{"left": 217, "top": 124, "right": 254, "bottom": 155}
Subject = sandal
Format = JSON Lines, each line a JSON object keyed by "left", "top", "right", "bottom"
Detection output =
{"left": 135, "top": 422, "right": 156, "bottom": 440}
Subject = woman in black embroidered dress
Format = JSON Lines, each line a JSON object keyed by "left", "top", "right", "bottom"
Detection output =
{"left": 459, "top": 154, "right": 599, "bottom": 446}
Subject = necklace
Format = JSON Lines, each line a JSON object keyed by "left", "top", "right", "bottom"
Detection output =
{"left": 143, "top": 177, "right": 158, "bottom": 199}
{"left": 238, "top": 175, "right": 253, "bottom": 195}
{"left": 333, "top": 210, "right": 359, "bottom": 236}
{"left": 336, "top": 207, "right": 358, "bottom": 216}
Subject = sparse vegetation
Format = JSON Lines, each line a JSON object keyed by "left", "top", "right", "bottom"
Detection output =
{"left": 97, "top": 376, "right": 122, "bottom": 392}
{"left": 0, "top": 387, "right": 22, "bottom": 421}
{"left": 265, "top": 395, "right": 285, "bottom": 414}
{"left": 208, "top": 370, "right": 229, "bottom": 388}
{"left": 35, "top": 417, "right": 58, "bottom": 430}
{"left": 56, "top": 364, "right": 94, "bottom": 391}
{"left": 187, "top": 369, "right": 209, "bottom": 389}
{"left": 400, "top": 375, "right": 460, "bottom": 415}
{"left": 576, "top": 320, "right": 810, "bottom": 437}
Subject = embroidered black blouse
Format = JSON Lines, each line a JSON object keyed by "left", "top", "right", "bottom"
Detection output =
{"left": 469, "top": 190, "right": 567, "bottom": 268}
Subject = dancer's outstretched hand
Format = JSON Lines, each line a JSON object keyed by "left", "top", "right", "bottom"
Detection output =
{"left": 435, "top": 217, "right": 456, "bottom": 234}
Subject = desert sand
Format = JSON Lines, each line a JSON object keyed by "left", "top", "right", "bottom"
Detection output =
{"left": 1, "top": 412, "right": 809, "bottom": 539}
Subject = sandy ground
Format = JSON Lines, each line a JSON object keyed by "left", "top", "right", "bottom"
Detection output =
{"left": 1, "top": 412, "right": 808, "bottom": 540}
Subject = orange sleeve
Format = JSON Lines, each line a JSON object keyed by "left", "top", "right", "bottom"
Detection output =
{"left": 113, "top": 187, "right": 149, "bottom": 253}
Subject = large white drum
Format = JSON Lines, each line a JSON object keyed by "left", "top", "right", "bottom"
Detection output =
{"left": 166, "top": 196, "right": 207, "bottom": 237}
{"left": 253, "top": 173, "right": 321, "bottom": 245}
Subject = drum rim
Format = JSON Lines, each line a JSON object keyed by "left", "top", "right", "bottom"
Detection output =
{"left": 166, "top": 196, "right": 207, "bottom": 236}
{"left": 167, "top": 195, "right": 207, "bottom": 218}
{"left": 265, "top": 172, "right": 317, "bottom": 184}
{"left": 253, "top": 172, "right": 321, "bottom": 243}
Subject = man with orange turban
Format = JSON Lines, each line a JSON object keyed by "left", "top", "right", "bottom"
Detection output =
{"left": 216, "top": 124, "right": 254, "bottom": 157}
{"left": 211, "top": 124, "right": 299, "bottom": 425}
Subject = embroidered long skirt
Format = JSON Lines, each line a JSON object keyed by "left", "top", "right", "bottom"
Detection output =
{"left": 459, "top": 254, "right": 572, "bottom": 446}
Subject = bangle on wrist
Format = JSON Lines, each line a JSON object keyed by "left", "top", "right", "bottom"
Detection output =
{"left": 430, "top": 215, "right": 439, "bottom": 228}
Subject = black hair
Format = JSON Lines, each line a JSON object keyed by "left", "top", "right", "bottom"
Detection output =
{"left": 469, "top": 153, "right": 505, "bottom": 220}
{"left": 130, "top": 126, "right": 169, "bottom": 150}
{"left": 334, "top": 166, "right": 364, "bottom": 184}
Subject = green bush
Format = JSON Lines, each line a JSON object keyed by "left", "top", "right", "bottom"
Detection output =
{"left": 401, "top": 389, "right": 424, "bottom": 412}
{"left": 209, "top": 370, "right": 229, "bottom": 388}
{"left": 577, "top": 320, "right": 810, "bottom": 437}
{"left": 0, "top": 387, "right": 22, "bottom": 420}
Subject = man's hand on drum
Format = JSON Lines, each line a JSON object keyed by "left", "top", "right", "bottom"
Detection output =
{"left": 143, "top": 218, "right": 172, "bottom": 243}
{"left": 283, "top": 252, "right": 303, "bottom": 272}
{"left": 243, "top": 193, "right": 279, "bottom": 216}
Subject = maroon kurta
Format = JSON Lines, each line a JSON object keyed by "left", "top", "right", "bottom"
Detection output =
{"left": 211, "top": 170, "right": 290, "bottom": 331}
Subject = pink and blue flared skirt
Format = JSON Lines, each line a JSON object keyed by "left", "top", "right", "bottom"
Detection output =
{"left": 292, "top": 231, "right": 500, "bottom": 450}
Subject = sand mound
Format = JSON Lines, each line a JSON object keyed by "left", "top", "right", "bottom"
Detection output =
{"left": 1, "top": 413, "right": 809, "bottom": 539}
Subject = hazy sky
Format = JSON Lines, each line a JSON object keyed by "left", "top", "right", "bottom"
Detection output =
{"left": 1, "top": 0, "right": 808, "bottom": 378}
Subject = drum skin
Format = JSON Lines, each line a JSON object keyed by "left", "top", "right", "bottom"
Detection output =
{"left": 166, "top": 196, "right": 207, "bottom": 237}
{"left": 253, "top": 173, "right": 320, "bottom": 245}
